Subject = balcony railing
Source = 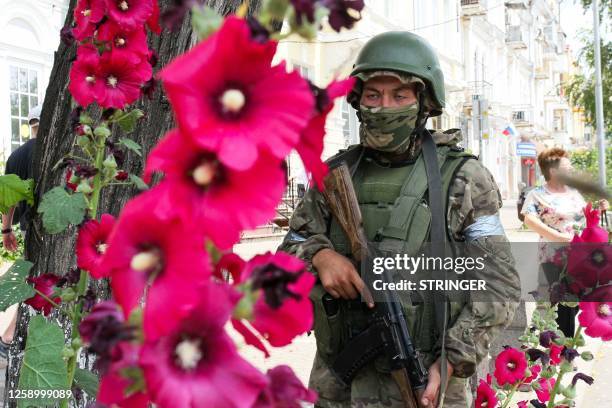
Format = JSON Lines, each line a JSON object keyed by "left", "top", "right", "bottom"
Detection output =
{"left": 461, "top": 0, "right": 487, "bottom": 15}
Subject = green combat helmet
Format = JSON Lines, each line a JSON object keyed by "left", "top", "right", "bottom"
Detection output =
{"left": 349, "top": 31, "right": 445, "bottom": 117}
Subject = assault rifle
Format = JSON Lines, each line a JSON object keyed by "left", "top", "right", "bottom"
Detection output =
{"left": 320, "top": 162, "right": 429, "bottom": 408}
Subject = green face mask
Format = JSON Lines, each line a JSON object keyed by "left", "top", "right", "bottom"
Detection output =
{"left": 359, "top": 103, "right": 419, "bottom": 154}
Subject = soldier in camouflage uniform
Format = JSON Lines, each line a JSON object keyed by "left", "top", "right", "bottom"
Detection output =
{"left": 278, "top": 31, "right": 520, "bottom": 408}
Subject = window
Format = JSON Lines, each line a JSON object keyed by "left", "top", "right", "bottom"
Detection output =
{"left": 553, "top": 109, "right": 566, "bottom": 132}
{"left": 341, "top": 100, "right": 358, "bottom": 147}
{"left": 9, "top": 65, "right": 39, "bottom": 152}
{"left": 292, "top": 63, "right": 314, "bottom": 82}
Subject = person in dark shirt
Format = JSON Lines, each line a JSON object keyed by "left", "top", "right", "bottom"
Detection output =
{"left": 1, "top": 105, "right": 40, "bottom": 358}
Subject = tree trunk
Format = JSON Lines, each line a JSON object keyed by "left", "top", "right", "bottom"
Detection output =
{"left": 4, "top": 1, "right": 263, "bottom": 406}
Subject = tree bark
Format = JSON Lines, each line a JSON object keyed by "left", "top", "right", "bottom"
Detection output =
{"left": 4, "top": 0, "right": 263, "bottom": 406}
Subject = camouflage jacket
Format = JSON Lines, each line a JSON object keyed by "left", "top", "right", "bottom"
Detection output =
{"left": 278, "top": 130, "right": 520, "bottom": 378}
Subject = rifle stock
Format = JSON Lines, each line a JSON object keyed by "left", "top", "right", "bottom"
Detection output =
{"left": 321, "top": 162, "right": 422, "bottom": 408}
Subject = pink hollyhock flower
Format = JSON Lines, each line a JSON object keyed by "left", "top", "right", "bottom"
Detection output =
{"left": 98, "top": 342, "right": 148, "bottom": 408}
{"left": 73, "top": 0, "right": 106, "bottom": 40}
{"left": 102, "top": 192, "right": 211, "bottom": 339}
{"left": 298, "top": 78, "right": 355, "bottom": 189}
{"left": 95, "top": 51, "right": 152, "bottom": 108}
{"left": 535, "top": 377, "right": 555, "bottom": 403}
{"left": 143, "top": 129, "right": 286, "bottom": 249}
{"left": 140, "top": 283, "right": 268, "bottom": 408}
{"left": 549, "top": 343, "right": 563, "bottom": 365}
{"left": 578, "top": 288, "right": 612, "bottom": 341}
{"left": 517, "top": 401, "right": 528, "bottom": 408}
{"left": 159, "top": 16, "right": 314, "bottom": 171}
{"left": 25, "top": 274, "right": 61, "bottom": 316}
{"left": 494, "top": 347, "right": 528, "bottom": 386}
{"left": 522, "top": 364, "right": 541, "bottom": 384}
{"left": 475, "top": 378, "right": 498, "bottom": 408}
{"left": 253, "top": 365, "right": 317, "bottom": 408}
{"left": 220, "top": 252, "right": 315, "bottom": 355}
{"left": 106, "top": 0, "right": 154, "bottom": 31}
{"left": 146, "top": 0, "right": 161, "bottom": 33}
{"left": 69, "top": 46, "right": 102, "bottom": 107}
{"left": 77, "top": 214, "right": 116, "bottom": 279}
{"left": 98, "top": 21, "right": 149, "bottom": 64}
{"left": 575, "top": 203, "right": 609, "bottom": 243}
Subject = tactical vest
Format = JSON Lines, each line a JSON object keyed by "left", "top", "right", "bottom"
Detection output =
{"left": 311, "top": 142, "right": 475, "bottom": 367}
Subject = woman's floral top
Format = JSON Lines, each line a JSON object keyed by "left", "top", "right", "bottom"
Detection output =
{"left": 521, "top": 185, "right": 586, "bottom": 262}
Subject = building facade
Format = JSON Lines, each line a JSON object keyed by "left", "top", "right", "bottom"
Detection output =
{"left": 276, "top": 0, "right": 586, "bottom": 201}
{"left": 0, "top": 0, "right": 69, "bottom": 168}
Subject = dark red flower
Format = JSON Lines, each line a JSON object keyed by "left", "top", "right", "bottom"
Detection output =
{"left": 298, "top": 78, "right": 355, "bottom": 188}
{"left": 475, "top": 378, "right": 498, "bottom": 408}
{"left": 254, "top": 365, "right": 317, "bottom": 408}
{"left": 25, "top": 274, "right": 61, "bottom": 316}
{"left": 98, "top": 21, "right": 150, "bottom": 64}
{"left": 159, "top": 16, "right": 314, "bottom": 171}
{"left": 65, "top": 169, "right": 79, "bottom": 191}
{"left": 69, "top": 46, "right": 102, "bottom": 107}
{"left": 225, "top": 252, "right": 315, "bottom": 354}
{"left": 95, "top": 51, "right": 152, "bottom": 108}
{"left": 102, "top": 191, "right": 211, "bottom": 339}
{"left": 106, "top": 0, "right": 154, "bottom": 31}
{"left": 320, "top": 0, "right": 364, "bottom": 32}
{"left": 77, "top": 214, "right": 116, "bottom": 279}
{"left": 143, "top": 129, "right": 286, "bottom": 249}
{"left": 290, "top": 0, "right": 317, "bottom": 24}
{"left": 494, "top": 347, "right": 528, "bottom": 386}
{"left": 115, "top": 170, "right": 129, "bottom": 181}
{"left": 73, "top": 0, "right": 107, "bottom": 40}
{"left": 539, "top": 330, "right": 558, "bottom": 348}
{"left": 139, "top": 283, "right": 268, "bottom": 408}
{"left": 79, "top": 301, "right": 135, "bottom": 373}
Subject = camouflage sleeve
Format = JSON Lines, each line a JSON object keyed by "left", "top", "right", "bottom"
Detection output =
{"left": 443, "top": 159, "right": 521, "bottom": 378}
{"left": 277, "top": 187, "right": 334, "bottom": 273}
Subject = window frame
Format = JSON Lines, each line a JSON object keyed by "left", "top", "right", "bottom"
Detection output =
{"left": 8, "top": 63, "right": 42, "bottom": 153}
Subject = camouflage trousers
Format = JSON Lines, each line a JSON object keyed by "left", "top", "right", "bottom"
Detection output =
{"left": 309, "top": 352, "right": 472, "bottom": 408}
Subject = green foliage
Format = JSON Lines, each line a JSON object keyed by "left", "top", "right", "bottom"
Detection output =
{"left": 119, "top": 138, "right": 143, "bottom": 157}
{"left": 38, "top": 187, "right": 88, "bottom": 234}
{"left": 0, "top": 259, "right": 34, "bottom": 312}
{"left": 562, "top": 31, "right": 611, "bottom": 131}
{"left": 129, "top": 174, "right": 149, "bottom": 191}
{"left": 111, "top": 109, "right": 145, "bottom": 133}
{"left": 73, "top": 367, "right": 99, "bottom": 397}
{"left": 17, "top": 316, "right": 69, "bottom": 408}
{"left": 0, "top": 174, "right": 34, "bottom": 214}
{"left": 0, "top": 229, "right": 24, "bottom": 262}
{"left": 192, "top": 5, "right": 223, "bottom": 40}
{"left": 570, "top": 146, "right": 612, "bottom": 184}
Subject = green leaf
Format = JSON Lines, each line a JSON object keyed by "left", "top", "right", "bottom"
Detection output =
{"left": 38, "top": 187, "right": 88, "bottom": 234}
{"left": 17, "top": 316, "right": 69, "bottom": 408}
{"left": 129, "top": 174, "right": 149, "bottom": 191}
{"left": 73, "top": 367, "right": 99, "bottom": 397}
{"left": 191, "top": 5, "right": 223, "bottom": 40}
{"left": 112, "top": 109, "right": 144, "bottom": 133}
{"left": 0, "top": 259, "right": 34, "bottom": 312}
{"left": 119, "top": 138, "right": 143, "bottom": 157}
{"left": 0, "top": 174, "right": 34, "bottom": 214}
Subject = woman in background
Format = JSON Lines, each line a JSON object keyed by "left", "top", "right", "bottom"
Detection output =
{"left": 521, "top": 148, "right": 586, "bottom": 337}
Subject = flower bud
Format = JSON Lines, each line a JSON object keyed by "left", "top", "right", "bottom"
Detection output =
{"left": 76, "top": 181, "right": 93, "bottom": 194}
{"left": 561, "top": 385, "right": 577, "bottom": 399}
{"left": 71, "top": 337, "right": 83, "bottom": 350}
{"left": 103, "top": 155, "right": 118, "bottom": 170}
{"left": 580, "top": 351, "right": 594, "bottom": 361}
{"left": 62, "top": 347, "right": 75, "bottom": 359}
{"left": 61, "top": 288, "right": 76, "bottom": 302}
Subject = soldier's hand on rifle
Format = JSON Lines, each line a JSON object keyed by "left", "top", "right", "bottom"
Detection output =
{"left": 419, "top": 358, "right": 453, "bottom": 408}
{"left": 312, "top": 248, "right": 374, "bottom": 307}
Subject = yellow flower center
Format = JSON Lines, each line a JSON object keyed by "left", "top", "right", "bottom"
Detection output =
{"left": 220, "top": 89, "right": 246, "bottom": 113}
{"left": 116, "top": 37, "right": 126, "bottom": 47}
{"left": 85, "top": 76, "right": 95, "bottom": 83}
{"left": 130, "top": 251, "right": 161, "bottom": 272}
{"left": 175, "top": 339, "right": 202, "bottom": 370}
{"left": 598, "top": 304, "right": 611, "bottom": 317}
{"left": 107, "top": 75, "right": 118, "bottom": 88}
{"left": 192, "top": 162, "right": 216, "bottom": 186}
{"left": 119, "top": 1, "right": 129, "bottom": 11}
{"left": 96, "top": 243, "right": 107, "bottom": 255}
{"left": 82, "top": 9, "right": 91, "bottom": 17}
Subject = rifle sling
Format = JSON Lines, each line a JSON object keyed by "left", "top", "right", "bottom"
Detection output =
{"left": 330, "top": 319, "right": 388, "bottom": 386}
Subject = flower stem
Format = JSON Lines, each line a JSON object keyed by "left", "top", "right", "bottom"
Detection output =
{"left": 501, "top": 381, "right": 522, "bottom": 408}
{"left": 32, "top": 288, "right": 61, "bottom": 309}
{"left": 61, "top": 136, "right": 106, "bottom": 408}
{"left": 546, "top": 326, "right": 583, "bottom": 408}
